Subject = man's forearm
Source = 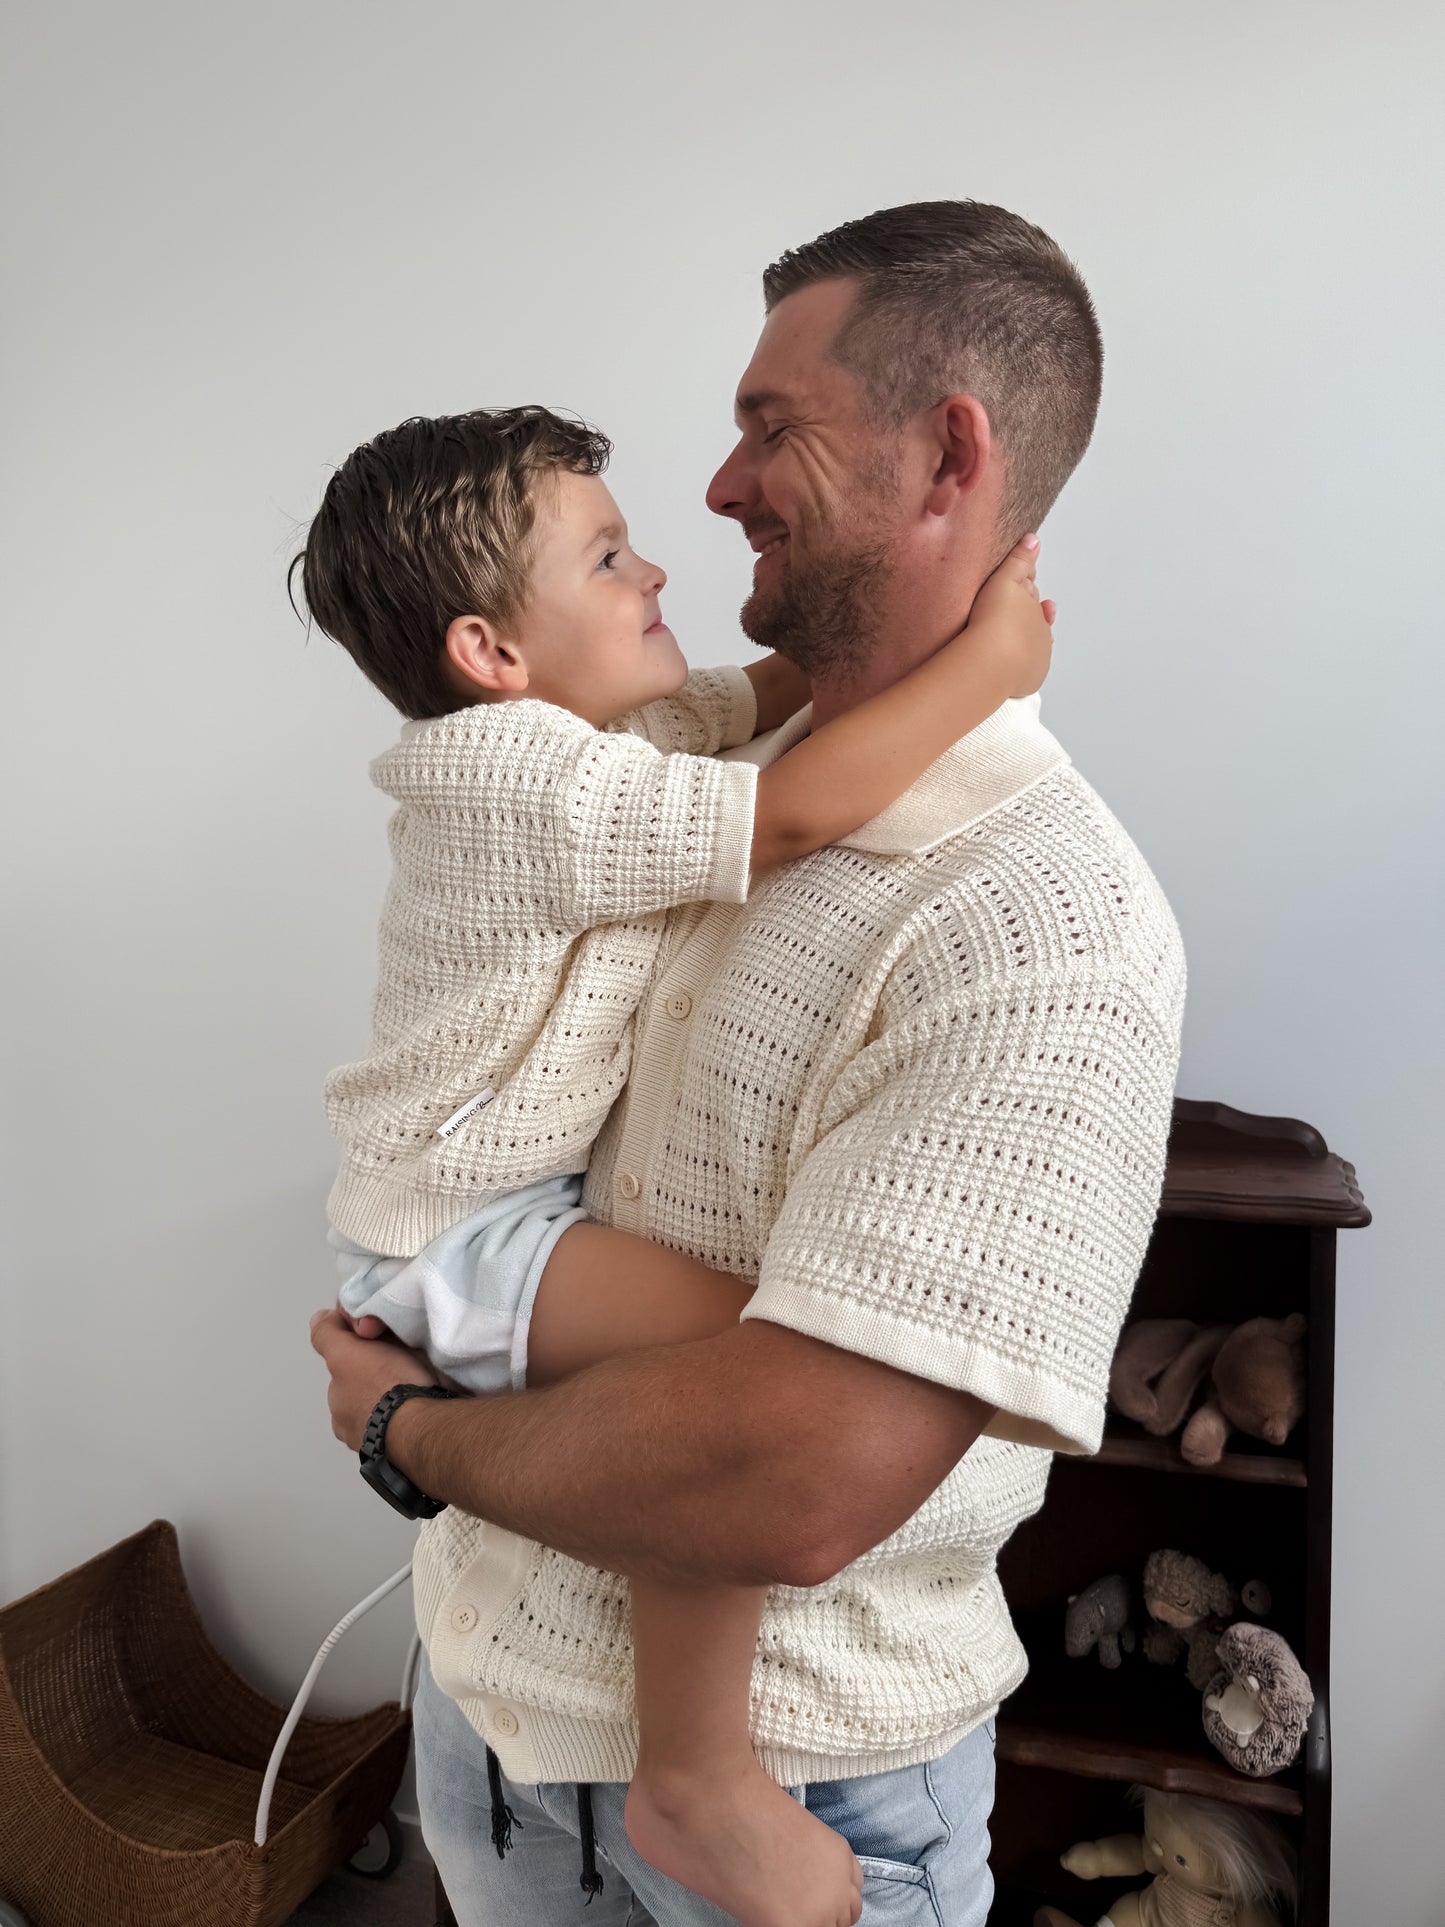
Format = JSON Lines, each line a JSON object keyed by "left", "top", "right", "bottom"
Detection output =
{"left": 385, "top": 1326, "right": 828, "bottom": 1587}
{"left": 378, "top": 1317, "right": 993, "bottom": 1590}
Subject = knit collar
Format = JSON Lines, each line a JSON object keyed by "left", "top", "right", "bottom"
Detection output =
{"left": 732, "top": 693, "right": 1071, "bottom": 856}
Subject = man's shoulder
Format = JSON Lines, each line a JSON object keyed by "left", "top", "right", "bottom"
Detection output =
{"left": 885, "top": 762, "right": 1184, "bottom": 1000}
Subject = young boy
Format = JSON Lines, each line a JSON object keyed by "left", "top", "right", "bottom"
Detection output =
{"left": 300, "top": 406, "right": 1053, "bottom": 1927}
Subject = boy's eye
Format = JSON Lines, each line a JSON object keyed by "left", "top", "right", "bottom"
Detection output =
{"left": 598, "top": 550, "right": 620, "bottom": 571}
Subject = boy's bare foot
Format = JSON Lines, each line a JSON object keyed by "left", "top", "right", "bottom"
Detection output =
{"left": 625, "top": 1755, "right": 863, "bottom": 1927}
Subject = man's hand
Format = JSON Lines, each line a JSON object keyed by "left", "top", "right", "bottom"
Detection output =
{"left": 309, "top": 1306, "right": 439, "bottom": 1451}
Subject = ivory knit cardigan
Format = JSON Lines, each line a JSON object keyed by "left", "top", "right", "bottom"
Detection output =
{"left": 325, "top": 666, "right": 759, "bottom": 1258}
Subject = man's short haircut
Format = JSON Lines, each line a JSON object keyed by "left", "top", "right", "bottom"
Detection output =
{"left": 294, "top": 407, "right": 611, "bottom": 719}
{"left": 764, "top": 201, "right": 1102, "bottom": 541}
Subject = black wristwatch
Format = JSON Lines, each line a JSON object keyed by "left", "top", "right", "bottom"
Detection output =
{"left": 358, "top": 1383, "right": 464, "bottom": 1520}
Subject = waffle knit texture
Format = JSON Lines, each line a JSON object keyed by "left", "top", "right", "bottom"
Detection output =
{"left": 414, "top": 695, "right": 1187, "bottom": 1788}
{"left": 326, "top": 667, "right": 758, "bottom": 1256}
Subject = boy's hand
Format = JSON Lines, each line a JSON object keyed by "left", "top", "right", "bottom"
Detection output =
{"left": 965, "top": 533, "right": 1056, "bottom": 698}
{"left": 339, "top": 1303, "right": 391, "bottom": 1341}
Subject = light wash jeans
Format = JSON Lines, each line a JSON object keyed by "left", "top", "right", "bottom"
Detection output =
{"left": 415, "top": 1655, "right": 996, "bottom": 1925}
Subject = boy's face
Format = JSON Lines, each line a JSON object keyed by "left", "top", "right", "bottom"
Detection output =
{"left": 505, "top": 471, "right": 687, "bottom": 726}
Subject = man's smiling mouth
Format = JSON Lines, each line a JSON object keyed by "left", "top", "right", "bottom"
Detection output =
{"left": 751, "top": 533, "right": 788, "bottom": 560}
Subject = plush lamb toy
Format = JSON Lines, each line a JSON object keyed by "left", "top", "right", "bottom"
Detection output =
{"left": 1181, "top": 1315, "right": 1308, "bottom": 1466}
{"left": 1065, "top": 1574, "right": 1136, "bottom": 1669}
{"left": 1203, "top": 1624, "right": 1314, "bottom": 1777}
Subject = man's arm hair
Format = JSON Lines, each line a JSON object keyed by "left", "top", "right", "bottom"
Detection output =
{"left": 383, "top": 1317, "right": 993, "bottom": 1588}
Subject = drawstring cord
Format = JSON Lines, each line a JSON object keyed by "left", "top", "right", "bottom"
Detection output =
{"left": 485, "top": 1743, "right": 601, "bottom": 1901}
{"left": 485, "top": 1745, "right": 521, "bottom": 1858}
{"left": 577, "top": 1783, "right": 605, "bottom": 1900}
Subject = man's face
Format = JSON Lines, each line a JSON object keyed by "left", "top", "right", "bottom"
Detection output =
{"left": 706, "top": 279, "right": 906, "bottom": 682}
{"left": 506, "top": 471, "right": 687, "bottom": 727}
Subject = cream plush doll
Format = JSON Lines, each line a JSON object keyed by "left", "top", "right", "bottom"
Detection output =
{"left": 1034, "top": 1787, "right": 1296, "bottom": 1927}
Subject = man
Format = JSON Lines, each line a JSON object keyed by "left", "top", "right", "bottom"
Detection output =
{"left": 312, "top": 200, "right": 1186, "bottom": 1925}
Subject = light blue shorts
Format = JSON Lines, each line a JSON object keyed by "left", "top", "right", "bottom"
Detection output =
{"left": 414, "top": 1652, "right": 996, "bottom": 1925}
{"left": 329, "top": 1173, "right": 588, "bottom": 1394}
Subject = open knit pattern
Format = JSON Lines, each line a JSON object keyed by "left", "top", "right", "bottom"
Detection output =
{"left": 416, "top": 696, "right": 1187, "bottom": 1788}
{"left": 326, "top": 667, "right": 758, "bottom": 1257}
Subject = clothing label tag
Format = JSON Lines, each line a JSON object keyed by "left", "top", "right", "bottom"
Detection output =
{"left": 435, "top": 1088, "right": 496, "bottom": 1139}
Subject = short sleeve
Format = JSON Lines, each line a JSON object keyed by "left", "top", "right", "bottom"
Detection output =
{"left": 373, "top": 699, "right": 757, "bottom": 933}
{"left": 562, "top": 725, "right": 758, "bottom": 922}
{"left": 739, "top": 969, "right": 1181, "bottom": 1456}
{"left": 618, "top": 665, "right": 757, "bottom": 756}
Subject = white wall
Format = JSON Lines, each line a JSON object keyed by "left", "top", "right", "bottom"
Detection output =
{"left": 2, "top": 0, "right": 1440, "bottom": 1912}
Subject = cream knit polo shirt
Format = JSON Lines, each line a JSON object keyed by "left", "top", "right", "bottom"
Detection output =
{"left": 415, "top": 694, "right": 1187, "bottom": 1788}
{"left": 326, "top": 666, "right": 758, "bottom": 1257}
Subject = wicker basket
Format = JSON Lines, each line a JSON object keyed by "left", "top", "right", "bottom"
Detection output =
{"left": 0, "top": 1520, "right": 412, "bottom": 1927}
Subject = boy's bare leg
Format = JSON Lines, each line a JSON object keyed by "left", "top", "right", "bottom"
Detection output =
{"left": 530, "top": 1226, "right": 864, "bottom": 1925}
{"left": 624, "top": 1577, "right": 863, "bottom": 1927}
{"left": 523, "top": 1221, "right": 756, "bottom": 1384}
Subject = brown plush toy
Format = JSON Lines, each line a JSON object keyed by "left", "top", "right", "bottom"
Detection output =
{"left": 1141, "top": 1549, "right": 1240, "bottom": 1691}
{"left": 1203, "top": 1624, "right": 1314, "bottom": 1778}
{"left": 1109, "top": 1319, "right": 1231, "bottom": 1435}
{"left": 1181, "top": 1315, "right": 1308, "bottom": 1466}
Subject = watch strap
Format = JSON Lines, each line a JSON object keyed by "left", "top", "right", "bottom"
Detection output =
{"left": 358, "top": 1383, "right": 463, "bottom": 1520}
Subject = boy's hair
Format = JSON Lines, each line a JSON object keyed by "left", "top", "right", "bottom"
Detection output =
{"left": 764, "top": 201, "right": 1102, "bottom": 542}
{"left": 294, "top": 407, "right": 612, "bottom": 719}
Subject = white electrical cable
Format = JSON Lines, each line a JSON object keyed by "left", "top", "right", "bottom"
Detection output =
{"left": 399, "top": 1631, "right": 424, "bottom": 1712}
{"left": 254, "top": 1561, "right": 414, "bottom": 1846}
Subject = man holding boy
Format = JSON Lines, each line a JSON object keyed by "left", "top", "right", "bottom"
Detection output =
{"left": 311, "top": 200, "right": 1185, "bottom": 1923}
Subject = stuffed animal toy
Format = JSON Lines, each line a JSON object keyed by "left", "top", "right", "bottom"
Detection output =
{"left": 1181, "top": 1316, "right": 1308, "bottom": 1466}
{"left": 1109, "top": 1316, "right": 1308, "bottom": 1465}
{"left": 1141, "top": 1549, "right": 1240, "bottom": 1691}
{"left": 1202, "top": 1624, "right": 1314, "bottom": 1777}
{"left": 1065, "top": 1574, "right": 1136, "bottom": 1669}
{"left": 1033, "top": 1785, "right": 1296, "bottom": 1927}
{"left": 1109, "top": 1319, "right": 1231, "bottom": 1436}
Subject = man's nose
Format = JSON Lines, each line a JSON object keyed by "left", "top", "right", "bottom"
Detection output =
{"left": 706, "top": 441, "right": 753, "bottom": 521}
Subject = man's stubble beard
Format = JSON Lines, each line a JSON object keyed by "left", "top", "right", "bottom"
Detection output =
{"left": 740, "top": 533, "right": 895, "bottom": 687}
{"left": 739, "top": 453, "right": 903, "bottom": 687}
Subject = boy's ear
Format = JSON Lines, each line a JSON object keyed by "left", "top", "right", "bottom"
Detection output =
{"left": 444, "top": 614, "right": 530, "bottom": 697}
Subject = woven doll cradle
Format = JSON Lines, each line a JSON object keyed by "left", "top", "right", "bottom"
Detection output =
{"left": 0, "top": 1520, "right": 413, "bottom": 1927}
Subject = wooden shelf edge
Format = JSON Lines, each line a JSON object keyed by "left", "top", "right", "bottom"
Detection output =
{"left": 994, "top": 1720, "right": 1303, "bottom": 1816}
{"left": 1087, "top": 1434, "right": 1308, "bottom": 1488}
{"left": 1162, "top": 1099, "right": 1371, "bottom": 1228}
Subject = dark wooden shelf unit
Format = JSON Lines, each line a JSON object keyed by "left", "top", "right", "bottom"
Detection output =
{"left": 988, "top": 1098, "right": 1367, "bottom": 1926}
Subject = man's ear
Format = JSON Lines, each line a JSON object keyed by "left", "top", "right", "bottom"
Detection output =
{"left": 922, "top": 395, "right": 993, "bottom": 518}
{"left": 444, "top": 614, "right": 530, "bottom": 698}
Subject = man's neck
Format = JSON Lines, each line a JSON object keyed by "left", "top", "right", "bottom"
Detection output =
{"left": 807, "top": 560, "right": 991, "bottom": 731}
